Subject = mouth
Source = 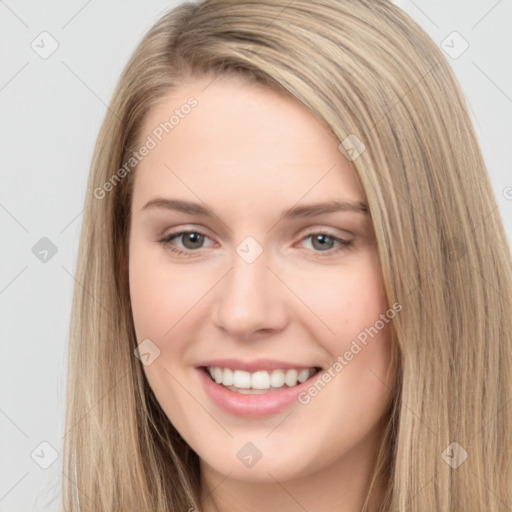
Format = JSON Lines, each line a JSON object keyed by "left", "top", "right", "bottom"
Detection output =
{"left": 201, "top": 366, "right": 322, "bottom": 394}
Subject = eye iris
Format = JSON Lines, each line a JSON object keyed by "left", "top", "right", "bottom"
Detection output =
{"left": 312, "top": 234, "right": 334, "bottom": 251}
{"left": 183, "top": 232, "right": 204, "bottom": 249}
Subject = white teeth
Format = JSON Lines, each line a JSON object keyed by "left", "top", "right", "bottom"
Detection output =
{"left": 284, "top": 369, "right": 298, "bottom": 387}
{"left": 213, "top": 367, "right": 223, "bottom": 384}
{"left": 297, "top": 368, "right": 310, "bottom": 383}
{"left": 206, "top": 366, "right": 317, "bottom": 392}
{"left": 233, "top": 369, "right": 252, "bottom": 389}
{"left": 269, "top": 369, "right": 285, "bottom": 388}
{"left": 251, "top": 370, "right": 270, "bottom": 389}
{"left": 223, "top": 367, "right": 234, "bottom": 386}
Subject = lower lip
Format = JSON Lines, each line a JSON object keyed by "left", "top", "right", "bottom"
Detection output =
{"left": 197, "top": 368, "right": 318, "bottom": 418}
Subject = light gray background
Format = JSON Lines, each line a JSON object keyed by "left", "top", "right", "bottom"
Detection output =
{"left": 1, "top": 1, "right": 510, "bottom": 510}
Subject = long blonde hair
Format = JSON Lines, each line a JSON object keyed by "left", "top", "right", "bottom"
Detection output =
{"left": 63, "top": 0, "right": 512, "bottom": 510}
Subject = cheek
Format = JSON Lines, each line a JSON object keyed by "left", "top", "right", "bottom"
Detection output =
{"left": 129, "top": 270, "right": 168, "bottom": 341}
{"left": 128, "top": 247, "right": 205, "bottom": 342}
{"left": 290, "top": 256, "right": 389, "bottom": 348}
{"left": 288, "top": 255, "right": 393, "bottom": 409}
{"left": 128, "top": 251, "right": 201, "bottom": 424}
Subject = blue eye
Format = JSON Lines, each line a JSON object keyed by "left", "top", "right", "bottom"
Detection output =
{"left": 173, "top": 232, "right": 205, "bottom": 250}
{"left": 158, "top": 230, "right": 352, "bottom": 257}
{"left": 159, "top": 231, "right": 213, "bottom": 255}
{"left": 298, "top": 232, "right": 353, "bottom": 256}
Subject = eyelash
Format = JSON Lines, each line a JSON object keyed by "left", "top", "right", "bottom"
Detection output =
{"left": 158, "top": 230, "right": 353, "bottom": 258}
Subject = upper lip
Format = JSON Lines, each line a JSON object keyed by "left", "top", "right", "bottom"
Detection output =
{"left": 196, "top": 358, "right": 322, "bottom": 373}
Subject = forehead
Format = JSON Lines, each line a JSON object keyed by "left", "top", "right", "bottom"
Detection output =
{"left": 132, "top": 75, "right": 365, "bottom": 209}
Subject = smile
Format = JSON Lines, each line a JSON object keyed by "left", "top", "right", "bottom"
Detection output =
{"left": 205, "top": 366, "right": 320, "bottom": 394}
{"left": 197, "top": 361, "right": 323, "bottom": 418}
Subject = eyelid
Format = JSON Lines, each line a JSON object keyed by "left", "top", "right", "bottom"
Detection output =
{"left": 294, "top": 230, "right": 353, "bottom": 256}
{"left": 159, "top": 229, "right": 216, "bottom": 248}
{"left": 296, "top": 224, "right": 353, "bottom": 239}
{"left": 159, "top": 227, "right": 350, "bottom": 244}
{"left": 158, "top": 224, "right": 216, "bottom": 242}
{"left": 159, "top": 226, "right": 354, "bottom": 258}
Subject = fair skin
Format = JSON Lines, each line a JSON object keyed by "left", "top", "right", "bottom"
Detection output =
{"left": 128, "top": 74, "right": 394, "bottom": 512}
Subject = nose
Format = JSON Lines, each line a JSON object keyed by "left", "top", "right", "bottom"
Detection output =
{"left": 211, "top": 246, "right": 288, "bottom": 340}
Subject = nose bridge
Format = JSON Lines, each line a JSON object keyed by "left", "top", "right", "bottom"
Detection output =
{"left": 212, "top": 239, "right": 286, "bottom": 337}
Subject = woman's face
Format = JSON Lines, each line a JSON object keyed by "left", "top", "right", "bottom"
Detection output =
{"left": 129, "top": 75, "right": 394, "bottom": 484}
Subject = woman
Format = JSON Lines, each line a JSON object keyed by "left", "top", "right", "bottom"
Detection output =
{"left": 63, "top": 0, "right": 512, "bottom": 511}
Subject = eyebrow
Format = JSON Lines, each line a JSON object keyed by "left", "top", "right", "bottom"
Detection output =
{"left": 141, "top": 198, "right": 368, "bottom": 219}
